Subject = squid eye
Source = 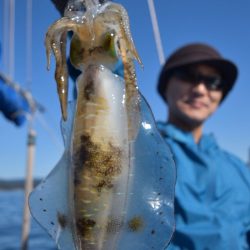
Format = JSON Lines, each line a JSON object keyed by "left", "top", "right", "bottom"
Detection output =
{"left": 102, "top": 31, "right": 117, "bottom": 58}
{"left": 70, "top": 35, "right": 85, "bottom": 69}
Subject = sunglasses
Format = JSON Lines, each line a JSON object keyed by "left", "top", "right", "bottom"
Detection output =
{"left": 172, "top": 67, "right": 224, "bottom": 91}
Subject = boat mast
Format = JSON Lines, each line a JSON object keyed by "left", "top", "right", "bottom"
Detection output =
{"left": 21, "top": 0, "right": 35, "bottom": 249}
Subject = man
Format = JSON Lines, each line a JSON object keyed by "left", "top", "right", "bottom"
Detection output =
{"left": 157, "top": 43, "right": 250, "bottom": 249}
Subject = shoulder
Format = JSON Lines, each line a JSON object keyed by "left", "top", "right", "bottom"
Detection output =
{"left": 203, "top": 134, "right": 248, "bottom": 171}
{"left": 224, "top": 150, "right": 249, "bottom": 169}
{"left": 220, "top": 149, "right": 250, "bottom": 184}
{"left": 220, "top": 148, "right": 247, "bottom": 168}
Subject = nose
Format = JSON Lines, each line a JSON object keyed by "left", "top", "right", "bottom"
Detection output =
{"left": 192, "top": 81, "right": 208, "bottom": 95}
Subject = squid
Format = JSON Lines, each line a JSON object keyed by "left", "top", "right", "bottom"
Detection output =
{"left": 29, "top": 0, "right": 176, "bottom": 249}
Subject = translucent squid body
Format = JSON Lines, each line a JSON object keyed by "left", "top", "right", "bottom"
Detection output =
{"left": 29, "top": 1, "right": 176, "bottom": 249}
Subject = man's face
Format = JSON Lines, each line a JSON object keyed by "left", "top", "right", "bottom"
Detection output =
{"left": 165, "top": 64, "right": 223, "bottom": 127}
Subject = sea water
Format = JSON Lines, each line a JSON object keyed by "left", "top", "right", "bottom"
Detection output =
{"left": 0, "top": 190, "right": 57, "bottom": 250}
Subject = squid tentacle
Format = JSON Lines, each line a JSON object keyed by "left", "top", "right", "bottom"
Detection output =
{"left": 102, "top": 3, "right": 142, "bottom": 139}
{"left": 45, "top": 17, "right": 81, "bottom": 120}
{"left": 103, "top": 3, "right": 142, "bottom": 65}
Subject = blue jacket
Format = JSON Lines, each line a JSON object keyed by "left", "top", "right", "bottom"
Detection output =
{"left": 157, "top": 122, "right": 250, "bottom": 250}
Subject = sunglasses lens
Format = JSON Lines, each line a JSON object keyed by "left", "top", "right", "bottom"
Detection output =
{"left": 172, "top": 69, "right": 194, "bottom": 82}
{"left": 197, "top": 75, "right": 223, "bottom": 90}
{"left": 173, "top": 68, "right": 223, "bottom": 90}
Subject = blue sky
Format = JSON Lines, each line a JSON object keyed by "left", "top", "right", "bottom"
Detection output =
{"left": 0, "top": 0, "right": 249, "bottom": 179}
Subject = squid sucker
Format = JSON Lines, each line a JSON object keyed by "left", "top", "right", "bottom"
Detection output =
{"left": 29, "top": 1, "right": 176, "bottom": 250}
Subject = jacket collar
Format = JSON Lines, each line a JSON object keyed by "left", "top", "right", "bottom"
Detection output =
{"left": 157, "top": 122, "right": 218, "bottom": 151}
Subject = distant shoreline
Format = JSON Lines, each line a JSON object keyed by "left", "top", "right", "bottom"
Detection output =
{"left": 0, "top": 179, "right": 42, "bottom": 190}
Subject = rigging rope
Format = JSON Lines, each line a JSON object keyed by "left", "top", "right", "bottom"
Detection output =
{"left": 2, "top": 0, "right": 9, "bottom": 73}
{"left": 147, "top": 0, "right": 165, "bottom": 66}
{"left": 26, "top": 0, "right": 32, "bottom": 92}
{"left": 9, "top": 0, "right": 15, "bottom": 80}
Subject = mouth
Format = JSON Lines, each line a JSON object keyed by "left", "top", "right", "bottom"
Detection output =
{"left": 185, "top": 99, "right": 209, "bottom": 109}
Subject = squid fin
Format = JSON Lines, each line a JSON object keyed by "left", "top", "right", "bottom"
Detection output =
{"left": 29, "top": 153, "right": 74, "bottom": 249}
{"left": 29, "top": 101, "right": 76, "bottom": 249}
{"left": 118, "top": 93, "right": 176, "bottom": 250}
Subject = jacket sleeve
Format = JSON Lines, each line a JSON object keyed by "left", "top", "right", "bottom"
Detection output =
{"left": 0, "top": 78, "right": 30, "bottom": 126}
